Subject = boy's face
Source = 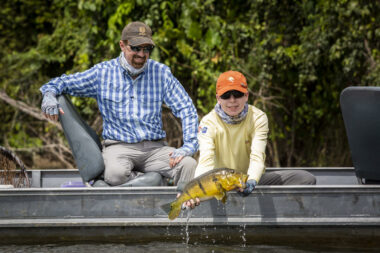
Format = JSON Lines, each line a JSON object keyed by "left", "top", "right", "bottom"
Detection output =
{"left": 216, "top": 90, "right": 248, "bottom": 117}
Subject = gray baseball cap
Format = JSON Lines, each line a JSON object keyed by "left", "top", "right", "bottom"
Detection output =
{"left": 121, "top": 21, "right": 155, "bottom": 46}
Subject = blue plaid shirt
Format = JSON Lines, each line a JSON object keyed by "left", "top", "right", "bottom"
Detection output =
{"left": 40, "top": 58, "right": 199, "bottom": 155}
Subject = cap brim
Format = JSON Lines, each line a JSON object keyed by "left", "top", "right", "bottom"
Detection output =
{"left": 217, "top": 86, "right": 248, "bottom": 97}
{"left": 128, "top": 37, "right": 155, "bottom": 46}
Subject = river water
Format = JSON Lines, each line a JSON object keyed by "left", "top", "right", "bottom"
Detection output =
{"left": 0, "top": 242, "right": 378, "bottom": 253}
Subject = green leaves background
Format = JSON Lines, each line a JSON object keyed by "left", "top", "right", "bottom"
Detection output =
{"left": 0, "top": 0, "right": 379, "bottom": 168}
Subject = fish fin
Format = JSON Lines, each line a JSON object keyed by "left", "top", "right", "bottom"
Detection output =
{"left": 214, "top": 191, "right": 226, "bottom": 202}
{"left": 213, "top": 183, "right": 227, "bottom": 203}
{"left": 221, "top": 194, "right": 227, "bottom": 204}
{"left": 160, "top": 201, "right": 182, "bottom": 220}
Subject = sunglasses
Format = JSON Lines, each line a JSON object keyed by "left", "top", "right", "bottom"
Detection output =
{"left": 220, "top": 90, "right": 245, "bottom": 100}
{"left": 129, "top": 45, "right": 154, "bottom": 54}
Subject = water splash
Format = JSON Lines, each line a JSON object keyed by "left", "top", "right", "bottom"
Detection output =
{"left": 240, "top": 194, "right": 247, "bottom": 247}
{"left": 242, "top": 197, "right": 246, "bottom": 215}
{"left": 179, "top": 206, "right": 193, "bottom": 245}
{"left": 239, "top": 223, "right": 246, "bottom": 248}
{"left": 185, "top": 208, "right": 192, "bottom": 244}
{"left": 201, "top": 226, "right": 208, "bottom": 240}
{"left": 180, "top": 211, "right": 185, "bottom": 243}
{"left": 165, "top": 226, "right": 171, "bottom": 239}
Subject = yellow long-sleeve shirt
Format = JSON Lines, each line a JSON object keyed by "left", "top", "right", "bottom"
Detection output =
{"left": 194, "top": 105, "right": 269, "bottom": 182}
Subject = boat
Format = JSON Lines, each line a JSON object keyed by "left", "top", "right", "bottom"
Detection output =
{"left": 1, "top": 167, "right": 380, "bottom": 249}
{"left": 1, "top": 87, "right": 380, "bottom": 248}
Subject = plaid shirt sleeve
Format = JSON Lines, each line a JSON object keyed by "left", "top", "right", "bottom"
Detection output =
{"left": 162, "top": 69, "right": 199, "bottom": 155}
{"left": 40, "top": 66, "right": 99, "bottom": 98}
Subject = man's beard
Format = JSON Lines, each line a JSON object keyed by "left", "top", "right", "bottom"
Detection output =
{"left": 132, "top": 55, "right": 146, "bottom": 69}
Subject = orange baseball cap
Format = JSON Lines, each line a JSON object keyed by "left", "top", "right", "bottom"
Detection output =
{"left": 216, "top": 71, "right": 248, "bottom": 96}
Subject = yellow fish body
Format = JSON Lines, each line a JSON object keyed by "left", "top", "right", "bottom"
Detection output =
{"left": 163, "top": 168, "right": 248, "bottom": 220}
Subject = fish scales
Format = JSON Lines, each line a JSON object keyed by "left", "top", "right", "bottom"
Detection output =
{"left": 181, "top": 173, "right": 225, "bottom": 202}
{"left": 162, "top": 168, "right": 248, "bottom": 220}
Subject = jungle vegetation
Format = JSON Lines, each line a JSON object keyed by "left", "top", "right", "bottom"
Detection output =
{"left": 0, "top": 0, "right": 379, "bottom": 169}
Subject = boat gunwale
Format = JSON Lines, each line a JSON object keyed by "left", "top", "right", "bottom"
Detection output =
{"left": 2, "top": 217, "right": 380, "bottom": 228}
{"left": 1, "top": 184, "right": 380, "bottom": 197}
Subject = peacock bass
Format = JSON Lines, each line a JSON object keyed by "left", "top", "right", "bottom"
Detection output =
{"left": 162, "top": 168, "right": 248, "bottom": 220}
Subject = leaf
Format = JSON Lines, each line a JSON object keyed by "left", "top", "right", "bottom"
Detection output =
{"left": 187, "top": 21, "right": 202, "bottom": 40}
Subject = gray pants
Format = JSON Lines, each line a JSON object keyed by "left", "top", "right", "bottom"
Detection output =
{"left": 259, "top": 170, "right": 316, "bottom": 185}
{"left": 102, "top": 139, "right": 196, "bottom": 186}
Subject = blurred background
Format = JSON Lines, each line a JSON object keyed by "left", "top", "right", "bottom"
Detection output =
{"left": 0, "top": 0, "right": 379, "bottom": 170}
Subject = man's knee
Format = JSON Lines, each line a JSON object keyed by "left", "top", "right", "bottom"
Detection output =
{"left": 175, "top": 156, "right": 197, "bottom": 184}
{"left": 260, "top": 170, "right": 316, "bottom": 185}
{"left": 303, "top": 171, "right": 317, "bottom": 185}
{"left": 103, "top": 161, "right": 134, "bottom": 186}
{"left": 181, "top": 156, "right": 197, "bottom": 170}
{"left": 293, "top": 170, "right": 316, "bottom": 185}
{"left": 104, "top": 169, "right": 129, "bottom": 186}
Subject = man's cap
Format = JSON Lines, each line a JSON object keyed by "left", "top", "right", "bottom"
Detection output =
{"left": 121, "top": 21, "right": 155, "bottom": 46}
{"left": 216, "top": 71, "right": 248, "bottom": 96}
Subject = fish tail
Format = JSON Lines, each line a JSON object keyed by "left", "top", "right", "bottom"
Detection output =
{"left": 160, "top": 201, "right": 182, "bottom": 220}
{"left": 160, "top": 202, "right": 172, "bottom": 214}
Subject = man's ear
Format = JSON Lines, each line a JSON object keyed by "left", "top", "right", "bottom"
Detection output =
{"left": 119, "top": 40, "right": 128, "bottom": 51}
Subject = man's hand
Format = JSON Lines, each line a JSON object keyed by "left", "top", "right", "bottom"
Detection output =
{"left": 169, "top": 148, "right": 192, "bottom": 168}
{"left": 176, "top": 193, "right": 200, "bottom": 209}
{"left": 169, "top": 154, "right": 184, "bottom": 168}
{"left": 41, "top": 92, "right": 64, "bottom": 121}
{"left": 238, "top": 179, "right": 257, "bottom": 197}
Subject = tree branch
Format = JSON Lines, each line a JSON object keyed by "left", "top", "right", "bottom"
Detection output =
{"left": 364, "top": 39, "right": 377, "bottom": 70}
{"left": 0, "top": 90, "right": 62, "bottom": 130}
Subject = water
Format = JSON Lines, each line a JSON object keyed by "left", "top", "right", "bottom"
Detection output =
{"left": 2, "top": 201, "right": 378, "bottom": 252}
{"left": 0, "top": 242, "right": 378, "bottom": 253}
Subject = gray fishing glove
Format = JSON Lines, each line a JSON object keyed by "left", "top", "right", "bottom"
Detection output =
{"left": 41, "top": 91, "right": 59, "bottom": 116}
{"left": 170, "top": 148, "right": 192, "bottom": 158}
{"left": 169, "top": 148, "right": 193, "bottom": 169}
{"left": 239, "top": 179, "right": 257, "bottom": 197}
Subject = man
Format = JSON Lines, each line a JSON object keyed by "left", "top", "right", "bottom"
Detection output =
{"left": 40, "top": 21, "right": 198, "bottom": 186}
{"left": 184, "top": 70, "right": 316, "bottom": 207}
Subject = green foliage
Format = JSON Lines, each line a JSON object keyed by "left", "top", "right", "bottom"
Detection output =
{"left": 0, "top": 0, "right": 379, "bottom": 167}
